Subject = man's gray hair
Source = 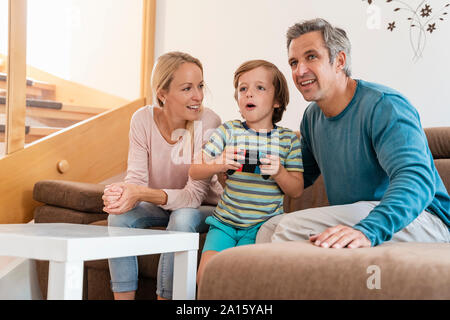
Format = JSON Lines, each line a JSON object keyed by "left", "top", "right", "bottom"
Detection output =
{"left": 286, "top": 18, "right": 352, "bottom": 77}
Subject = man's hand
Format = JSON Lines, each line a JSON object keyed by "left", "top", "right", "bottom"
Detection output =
{"left": 309, "top": 225, "right": 371, "bottom": 249}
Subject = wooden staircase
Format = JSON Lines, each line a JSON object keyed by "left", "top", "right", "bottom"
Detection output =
{"left": 0, "top": 70, "right": 111, "bottom": 145}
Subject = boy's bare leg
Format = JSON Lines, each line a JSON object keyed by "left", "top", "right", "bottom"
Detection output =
{"left": 197, "top": 250, "right": 219, "bottom": 285}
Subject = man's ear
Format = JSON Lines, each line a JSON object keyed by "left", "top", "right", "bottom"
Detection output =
{"left": 335, "top": 51, "right": 347, "bottom": 74}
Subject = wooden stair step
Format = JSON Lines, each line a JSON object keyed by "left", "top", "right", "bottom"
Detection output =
{"left": 0, "top": 73, "right": 33, "bottom": 86}
{"left": 0, "top": 97, "right": 107, "bottom": 121}
{"left": 0, "top": 124, "right": 62, "bottom": 143}
{"left": 0, "top": 72, "right": 56, "bottom": 99}
{"left": 0, "top": 96, "right": 62, "bottom": 109}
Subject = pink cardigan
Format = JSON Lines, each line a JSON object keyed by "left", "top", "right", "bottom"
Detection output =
{"left": 125, "top": 105, "right": 223, "bottom": 210}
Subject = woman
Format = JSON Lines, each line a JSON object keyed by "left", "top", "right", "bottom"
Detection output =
{"left": 102, "top": 51, "right": 222, "bottom": 300}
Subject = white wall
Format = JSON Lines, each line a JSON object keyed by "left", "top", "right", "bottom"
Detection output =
{"left": 154, "top": 0, "right": 450, "bottom": 130}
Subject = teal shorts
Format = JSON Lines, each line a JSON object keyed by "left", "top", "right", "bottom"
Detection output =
{"left": 202, "top": 216, "right": 265, "bottom": 253}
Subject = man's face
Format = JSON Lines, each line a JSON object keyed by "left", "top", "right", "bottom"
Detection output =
{"left": 288, "top": 31, "right": 339, "bottom": 103}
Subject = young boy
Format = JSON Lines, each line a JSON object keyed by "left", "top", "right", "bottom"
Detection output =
{"left": 189, "top": 60, "right": 304, "bottom": 284}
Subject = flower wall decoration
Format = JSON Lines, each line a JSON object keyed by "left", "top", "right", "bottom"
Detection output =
{"left": 363, "top": 0, "right": 449, "bottom": 61}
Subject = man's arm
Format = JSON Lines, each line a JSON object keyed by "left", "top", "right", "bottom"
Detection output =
{"left": 299, "top": 118, "right": 321, "bottom": 189}
{"left": 352, "top": 94, "right": 436, "bottom": 246}
{"left": 311, "top": 94, "right": 435, "bottom": 248}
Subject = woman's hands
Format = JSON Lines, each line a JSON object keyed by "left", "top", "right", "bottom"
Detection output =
{"left": 102, "top": 183, "right": 141, "bottom": 215}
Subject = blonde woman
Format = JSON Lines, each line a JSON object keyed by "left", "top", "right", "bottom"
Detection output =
{"left": 102, "top": 51, "right": 222, "bottom": 300}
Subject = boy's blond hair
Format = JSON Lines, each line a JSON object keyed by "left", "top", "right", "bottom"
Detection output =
{"left": 233, "top": 60, "right": 289, "bottom": 124}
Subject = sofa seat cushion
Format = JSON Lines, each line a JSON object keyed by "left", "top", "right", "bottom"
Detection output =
{"left": 33, "top": 180, "right": 105, "bottom": 213}
{"left": 198, "top": 240, "right": 450, "bottom": 300}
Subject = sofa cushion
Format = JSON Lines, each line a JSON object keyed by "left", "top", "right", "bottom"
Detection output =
{"left": 286, "top": 175, "right": 329, "bottom": 213}
{"left": 435, "top": 159, "right": 450, "bottom": 193}
{"left": 425, "top": 127, "right": 450, "bottom": 159}
{"left": 198, "top": 240, "right": 450, "bottom": 300}
{"left": 34, "top": 205, "right": 108, "bottom": 224}
{"left": 33, "top": 180, "right": 105, "bottom": 213}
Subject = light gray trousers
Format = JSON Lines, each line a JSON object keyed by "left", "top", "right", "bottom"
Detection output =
{"left": 256, "top": 201, "right": 450, "bottom": 244}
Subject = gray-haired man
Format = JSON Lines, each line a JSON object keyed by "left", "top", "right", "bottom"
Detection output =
{"left": 256, "top": 18, "right": 450, "bottom": 248}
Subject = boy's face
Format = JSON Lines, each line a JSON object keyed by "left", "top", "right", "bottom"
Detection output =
{"left": 288, "top": 31, "right": 341, "bottom": 103}
{"left": 236, "top": 66, "right": 279, "bottom": 130}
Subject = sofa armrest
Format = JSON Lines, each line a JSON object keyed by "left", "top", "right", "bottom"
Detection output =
{"left": 33, "top": 180, "right": 106, "bottom": 213}
{"left": 285, "top": 175, "right": 329, "bottom": 213}
{"left": 198, "top": 241, "right": 450, "bottom": 300}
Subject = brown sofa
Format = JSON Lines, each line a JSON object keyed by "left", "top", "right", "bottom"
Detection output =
{"left": 33, "top": 127, "right": 450, "bottom": 300}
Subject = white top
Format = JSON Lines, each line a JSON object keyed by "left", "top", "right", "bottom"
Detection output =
{"left": 0, "top": 223, "right": 198, "bottom": 262}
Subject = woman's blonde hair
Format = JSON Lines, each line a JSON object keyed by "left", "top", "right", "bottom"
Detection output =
{"left": 233, "top": 59, "right": 289, "bottom": 124}
{"left": 151, "top": 51, "right": 204, "bottom": 160}
{"left": 151, "top": 51, "right": 204, "bottom": 107}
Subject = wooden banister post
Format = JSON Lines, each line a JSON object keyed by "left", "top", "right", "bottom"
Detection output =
{"left": 5, "top": 0, "right": 27, "bottom": 154}
{"left": 140, "top": 0, "right": 156, "bottom": 106}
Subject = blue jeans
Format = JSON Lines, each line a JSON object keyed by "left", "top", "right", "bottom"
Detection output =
{"left": 107, "top": 202, "right": 214, "bottom": 299}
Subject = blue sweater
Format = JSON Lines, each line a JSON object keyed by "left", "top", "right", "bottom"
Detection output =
{"left": 300, "top": 80, "right": 450, "bottom": 246}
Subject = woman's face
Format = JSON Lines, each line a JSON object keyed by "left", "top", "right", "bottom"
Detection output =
{"left": 160, "top": 62, "right": 204, "bottom": 122}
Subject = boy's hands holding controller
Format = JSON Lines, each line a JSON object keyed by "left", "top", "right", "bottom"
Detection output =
{"left": 259, "top": 154, "right": 281, "bottom": 177}
{"left": 190, "top": 146, "right": 244, "bottom": 180}
{"left": 213, "top": 146, "right": 245, "bottom": 173}
{"left": 206, "top": 147, "right": 245, "bottom": 173}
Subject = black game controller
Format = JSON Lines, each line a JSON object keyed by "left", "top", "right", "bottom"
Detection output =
{"left": 226, "top": 150, "right": 270, "bottom": 180}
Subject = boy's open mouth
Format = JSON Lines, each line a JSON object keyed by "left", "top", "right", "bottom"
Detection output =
{"left": 246, "top": 103, "right": 256, "bottom": 109}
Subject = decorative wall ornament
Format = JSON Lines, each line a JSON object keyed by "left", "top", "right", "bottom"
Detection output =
{"left": 363, "top": 0, "right": 449, "bottom": 61}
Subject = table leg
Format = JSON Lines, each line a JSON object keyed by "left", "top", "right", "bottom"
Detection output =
{"left": 47, "top": 260, "right": 84, "bottom": 300}
{"left": 173, "top": 250, "right": 197, "bottom": 300}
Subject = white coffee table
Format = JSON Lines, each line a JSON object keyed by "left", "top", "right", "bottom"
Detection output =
{"left": 0, "top": 223, "right": 199, "bottom": 300}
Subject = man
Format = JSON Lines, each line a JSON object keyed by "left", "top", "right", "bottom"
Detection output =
{"left": 256, "top": 18, "right": 450, "bottom": 248}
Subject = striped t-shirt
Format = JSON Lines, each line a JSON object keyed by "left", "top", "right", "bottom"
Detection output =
{"left": 203, "top": 120, "right": 303, "bottom": 228}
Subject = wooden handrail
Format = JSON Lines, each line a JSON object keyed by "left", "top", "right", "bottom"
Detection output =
{"left": 0, "top": 97, "right": 145, "bottom": 223}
